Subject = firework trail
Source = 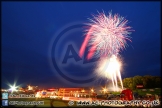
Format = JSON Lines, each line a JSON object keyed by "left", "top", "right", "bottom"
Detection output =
{"left": 79, "top": 11, "right": 133, "bottom": 91}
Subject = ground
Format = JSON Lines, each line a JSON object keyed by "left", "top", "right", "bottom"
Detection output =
{"left": 6, "top": 97, "right": 161, "bottom": 108}
{"left": 2, "top": 88, "right": 161, "bottom": 107}
{"left": 8, "top": 98, "right": 110, "bottom": 107}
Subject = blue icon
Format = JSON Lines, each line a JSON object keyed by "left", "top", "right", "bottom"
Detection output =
{"left": 2, "top": 93, "right": 8, "bottom": 99}
{"left": 2, "top": 100, "right": 8, "bottom": 106}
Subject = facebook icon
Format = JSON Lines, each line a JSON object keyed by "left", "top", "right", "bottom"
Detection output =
{"left": 2, "top": 100, "right": 8, "bottom": 106}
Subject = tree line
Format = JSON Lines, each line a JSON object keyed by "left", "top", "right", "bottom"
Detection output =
{"left": 118, "top": 75, "right": 161, "bottom": 90}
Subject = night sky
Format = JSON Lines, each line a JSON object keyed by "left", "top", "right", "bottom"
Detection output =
{"left": 2, "top": 2, "right": 161, "bottom": 89}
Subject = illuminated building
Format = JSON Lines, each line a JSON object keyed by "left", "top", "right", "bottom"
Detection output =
{"left": 27, "top": 85, "right": 38, "bottom": 91}
{"left": 35, "top": 88, "right": 58, "bottom": 98}
{"left": 58, "top": 88, "right": 92, "bottom": 97}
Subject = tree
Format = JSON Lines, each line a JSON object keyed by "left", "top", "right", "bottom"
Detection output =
{"left": 122, "top": 75, "right": 161, "bottom": 89}
{"left": 123, "top": 77, "right": 133, "bottom": 89}
{"left": 154, "top": 76, "right": 161, "bottom": 88}
{"left": 143, "top": 75, "right": 154, "bottom": 88}
{"left": 133, "top": 75, "right": 143, "bottom": 89}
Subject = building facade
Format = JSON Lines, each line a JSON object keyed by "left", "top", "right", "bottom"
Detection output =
{"left": 58, "top": 88, "right": 95, "bottom": 98}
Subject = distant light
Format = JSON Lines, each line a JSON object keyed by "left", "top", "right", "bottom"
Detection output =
{"left": 35, "top": 92, "right": 41, "bottom": 98}
{"left": 28, "top": 85, "right": 33, "bottom": 90}
{"left": 90, "top": 88, "right": 94, "bottom": 92}
{"left": 102, "top": 87, "right": 107, "bottom": 93}
{"left": 9, "top": 85, "right": 18, "bottom": 92}
{"left": 103, "top": 89, "right": 106, "bottom": 92}
{"left": 82, "top": 89, "right": 85, "bottom": 93}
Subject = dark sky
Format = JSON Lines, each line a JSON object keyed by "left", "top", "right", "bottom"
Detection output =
{"left": 1, "top": 1, "right": 161, "bottom": 89}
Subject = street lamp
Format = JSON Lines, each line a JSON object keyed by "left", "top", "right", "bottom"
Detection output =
{"left": 63, "top": 89, "right": 65, "bottom": 97}
{"left": 10, "top": 86, "right": 17, "bottom": 91}
{"left": 90, "top": 88, "right": 95, "bottom": 98}
{"left": 81, "top": 89, "right": 85, "bottom": 93}
{"left": 9, "top": 85, "right": 18, "bottom": 92}
{"left": 91, "top": 89, "right": 94, "bottom": 93}
{"left": 102, "top": 87, "right": 107, "bottom": 94}
{"left": 28, "top": 85, "right": 33, "bottom": 91}
{"left": 81, "top": 89, "right": 85, "bottom": 98}
{"left": 89, "top": 88, "right": 94, "bottom": 98}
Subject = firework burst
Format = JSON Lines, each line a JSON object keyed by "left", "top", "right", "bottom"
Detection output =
{"left": 80, "top": 11, "right": 132, "bottom": 59}
{"left": 79, "top": 11, "right": 133, "bottom": 91}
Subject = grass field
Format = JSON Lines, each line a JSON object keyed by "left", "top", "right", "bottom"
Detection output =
{"left": 110, "top": 88, "right": 161, "bottom": 96}
{"left": 133, "top": 88, "right": 161, "bottom": 96}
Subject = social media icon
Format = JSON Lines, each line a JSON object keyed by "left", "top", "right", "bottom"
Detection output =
{"left": 2, "top": 93, "right": 8, "bottom": 99}
{"left": 2, "top": 100, "right": 8, "bottom": 106}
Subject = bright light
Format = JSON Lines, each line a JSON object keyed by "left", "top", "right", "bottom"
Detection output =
{"left": 9, "top": 85, "right": 18, "bottom": 92}
{"left": 35, "top": 92, "right": 41, "bottom": 98}
{"left": 101, "top": 87, "right": 108, "bottom": 93}
{"left": 103, "top": 88, "right": 107, "bottom": 92}
{"left": 6, "top": 80, "right": 22, "bottom": 93}
{"left": 103, "top": 89, "right": 106, "bottom": 92}
{"left": 28, "top": 85, "right": 33, "bottom": 90}
{"left": 79, "top": 11, "right": 133, "bottom": 93}
{"left": 11, "top": 86, "right": 16, "bottom": 91}
{"left": 81, "top": 89, "right": 85, "bottom": 93}
{"left": 91, "top": 89, "right": 94, "bottom": 92}
{"left": 96, "top": 55, "right": 123, "bottom": 91}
